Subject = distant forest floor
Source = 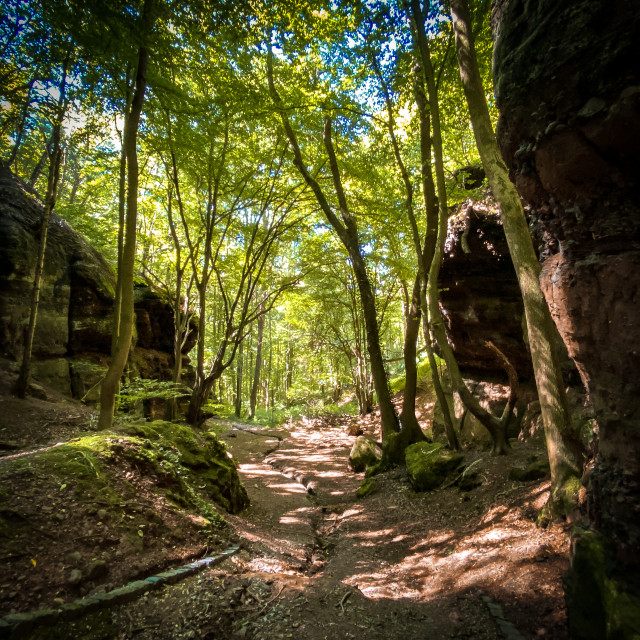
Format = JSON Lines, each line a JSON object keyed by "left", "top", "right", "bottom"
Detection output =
{"left": 0, "top": 368, "right": 570, "bottom": 639}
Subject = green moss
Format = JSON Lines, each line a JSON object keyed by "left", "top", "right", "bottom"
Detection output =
{"left": 118, "top": 420, "right": 248, "bottom": 514}
{"left": 1, "top": 421, "right": 248, "bottom": 547}
{"left": 565, "top": 528, "right": 640, "bottom": 639}
{"left": 349, "top": 436, "right": 383, "bottom": 473}
{"left": 558, "top": 475, "right": 582, "bottom": 513}
{"left": 405, "top": 442, "right": 464, "bottom": 491}
{"left": 389, "top": 358, "right": 439, "bottom": 396}
{"left": 355, "top": 479, "right": 378, "bottom": 498}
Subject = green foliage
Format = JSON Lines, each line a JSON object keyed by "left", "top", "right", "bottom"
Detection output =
{"left": 2, "top": 0, "right": 498, "bottom": 429}
{"left": 389, "top": 357, "right": 443, "bottom": 395}
{"left": 405, "top": 441, "right": 464, "bottom": 491}
{"left": 118, "top": 378, "right": 191, "bottom": 410}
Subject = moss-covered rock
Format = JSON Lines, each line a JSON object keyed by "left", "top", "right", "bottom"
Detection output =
{"left": 508, "top": 458, "right": 550, "bottom": 482}
{"left": 348, "top": 436, "right": 382, "bottom": 473}
{"left": 405, "top": 442, "right": 463, "bottom": 492}
{"left": 565, "top": 528, "right": 640, "bottom": 639}
{"left": 118, "top": 421, "right": 249, "bottom": 514}
{"left": 355, "top": 479, "right": 378, "bottom": 498}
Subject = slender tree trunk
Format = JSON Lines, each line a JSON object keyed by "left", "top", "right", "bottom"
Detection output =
{"left": 413, "top": 55, "right": 458, "bottom": 449}
{"left": 249, "top": 309, "right": 264, "bottom": 419}
{"left": 8, "top": 77, "right": 35, "bottom": 167}
{"left": 28, "top": 137, "right": 52, "bottom": 188}
{"left": 164, "top": 191, "right": 185, "bottom": 421}
{"left": 235, "top": 339, "right": 244, "bottom": 418}
{"left": 267, "top": 313, "right": 273, "bottom": 409}
{"left": 374, "top": 55, "right": 425, "bottom": 446}
{"left": 449, "top": 0, "right": 580, "bottom": 508}
{"left": 410, "top": 0, "right": 520, "bottom": 454}
{"left": 13, "top": 61, "right": 69, "bottom": 398}
{"left": 399, "top": 274, "right": 427, "bottom": 441}
{"left": 286, "top": 341, "right": 293, "bottom": 395}
{"left": 98, "top": 2, "right": 153, "bottom": 429}
{"left": 112, "top": 68, "right": 132, "bottom": 355}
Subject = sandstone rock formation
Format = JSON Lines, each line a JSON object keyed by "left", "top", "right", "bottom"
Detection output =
{"left": 439, "top": 195, "right": 532, "bottom": 378}
{"left": 0, "top": 164, "right": 196, "bottom": 400}
{"left": 494, "top": 1, "right": 640, "bottom": 636}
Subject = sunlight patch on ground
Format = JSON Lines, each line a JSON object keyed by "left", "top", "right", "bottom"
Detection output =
{"left": 280, "top": 515, "right": 306, "bottom": 525}
{"left": 247, "top": 556, "right": 301, "bottom": 575}
{"left": 347, "top": 528, "right": 395, "bottom": 540}
{"left": 342, "top": 506, "right": 568, "bottom": 605}
{"left": 239, "top": 464, "right": 281, "bottom": 477}
{"left": 265, "top": 481, "right": 307, "bottom": 494}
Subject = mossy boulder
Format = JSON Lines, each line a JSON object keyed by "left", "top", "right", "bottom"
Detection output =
{"left": 508, "top": 458, "right": 550, "bottom": 482}
{"left": 565, "top": 528, "right": 640, "bottom": 639}
{"left": 119, "top": 421, "right": 249, "bottom": 513}
{"left": 355, "top": 479, "right": 378, "bottom": 498}
{"left": 348, "top": 436, "right": 382, "bottom": 473}
{"left": 405, "top": 442, "right": 463, "bottom": 492}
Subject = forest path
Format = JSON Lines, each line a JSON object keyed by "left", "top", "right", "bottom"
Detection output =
{"left": 94, "top": 418, "right": 521, "bottom": 640}
{"left": 219, "top": 419, "right": 506, "bottom": 640}
{"left": 219, "top": 419, "right": 508, "bottom": 640}
{"left": 43, "top": 417, "right": 568, "bottom": 639}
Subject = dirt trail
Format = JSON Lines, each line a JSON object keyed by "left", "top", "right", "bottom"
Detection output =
{"left": 33, "top": 418, "right": 569, "bottom": 640}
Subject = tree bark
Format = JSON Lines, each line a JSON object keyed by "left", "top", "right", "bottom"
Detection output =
{"left": 409, "top": 0, "right": 522, "bottom": 454}
{"left": 98, "top": 1, "right": 154, "bottom": 429}
{"left": 249, "top": 309, "right": 265, "bottom": 419}
{"left": 449, "top": 0, "right": 580, "bottom": 501}
{"left": 373, "top": 54, "right": 426, "bottom": 446}
{"left": 27, "top": 137, "right": 52, "bottom": 188}
{"left": 112, "top": 66, "right": 132, "bottom": 356}
{"left": 8, "top": 77, "right": 35, "bottom": 167}
{"left": 235, "top": 339, "right": 244, "bottom": 418}
{"left": 399, "top": 273, "right": 427, "bottom": 441}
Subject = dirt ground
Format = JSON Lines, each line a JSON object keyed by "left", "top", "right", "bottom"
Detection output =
{"left": 0, "top": 368, "right": 570, "bottom": 639}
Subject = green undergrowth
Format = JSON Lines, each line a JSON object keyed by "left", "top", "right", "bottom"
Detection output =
{"left": 238, "top": 396, "right": 359, "bottom": 428}
{"left": 389, "top": 357, "right": 443, "bottom": 396}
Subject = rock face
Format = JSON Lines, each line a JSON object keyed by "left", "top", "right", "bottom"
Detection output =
{"left": 439, "top": 196, "right": 532, "bottom": 378}
{"left": 0, "top": 165, "right": 196, "bottom": 399}
{"left": 493, "top": 1, "right": 640, "bottom": 636}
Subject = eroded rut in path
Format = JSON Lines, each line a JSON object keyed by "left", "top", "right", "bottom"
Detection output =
{"left": 45, "top": 420, "right": 568, "bottom": 640}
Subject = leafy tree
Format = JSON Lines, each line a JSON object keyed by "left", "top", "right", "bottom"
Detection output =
{"left": 266, "top": 41, "right": 403, "bottom": 451}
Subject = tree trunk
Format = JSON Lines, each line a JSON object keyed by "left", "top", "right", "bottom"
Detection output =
{"left": 249, "top": 309, "right": 264, "bottom": 419}
{"left": 406, "top": 1, "right": 459, "bottom": 450}
{"left": 348, "top": 252, "right": 399, "bottom": 437}
{"left": 98, "top": 2, "right": 153, "bottom": 429}
{"left": 112, "top": 69, "right": 132, "bottom": 356}
{"left": 235, "top": 339, "right": 244, "bottom": 418}
{"left": 449, "top": 0, "right": 581, "bottom": 510}
{"left": 8, "top": 77, "right": 35, "bottom": 167}
{"left": 286, "top": 341, "right": 293, "bottom": 395}
{"left": 399, "top": 274, "right": 427, "bottom": 441}
{"left": 27, "top": 137, "right": 52, "bottom": 188}
{"left": 164, "top": 198, "right": 184, "bottom": 422}
{"left": 13, "top": 58, "right": 69, "bottom": 398}
{"left": 410, "top": 0, "right": 519, "bottom": 454}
